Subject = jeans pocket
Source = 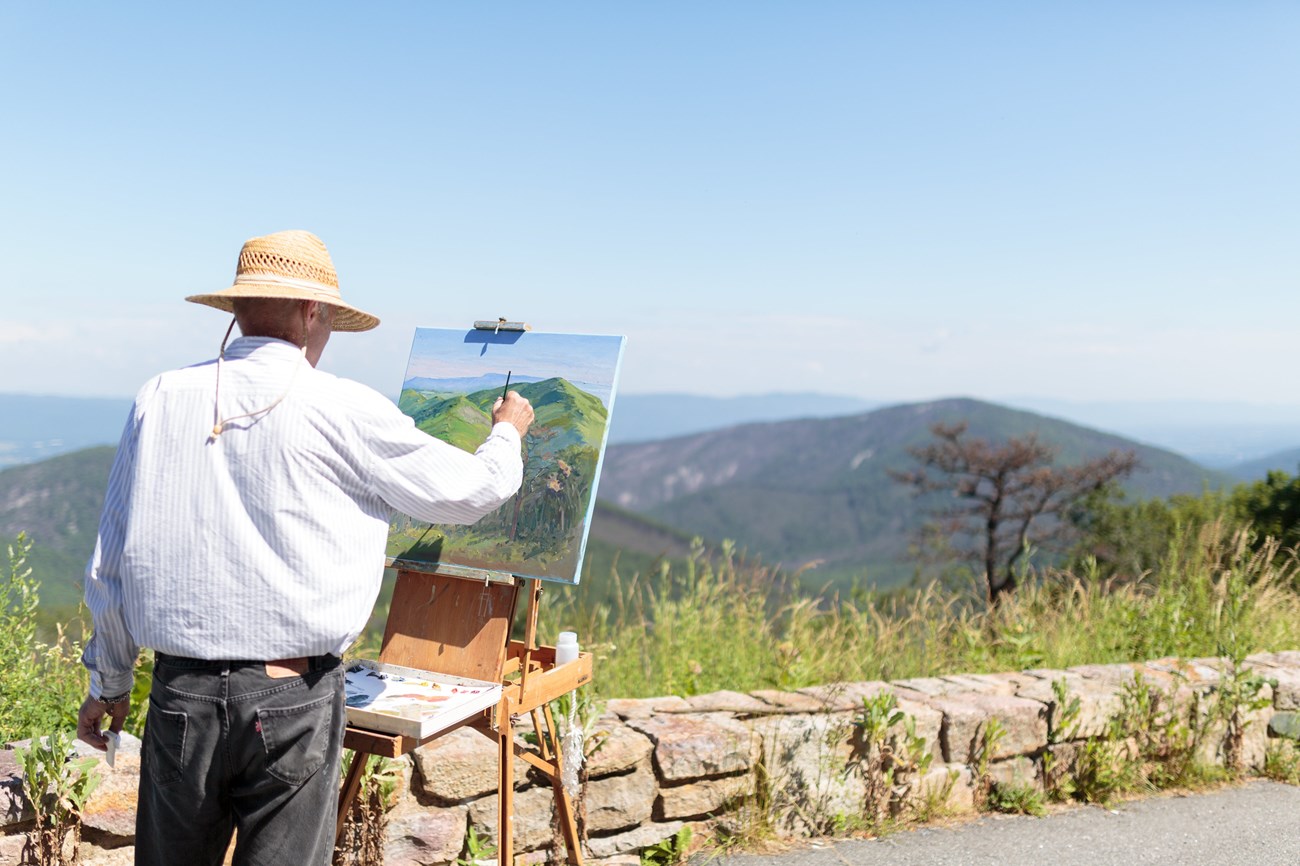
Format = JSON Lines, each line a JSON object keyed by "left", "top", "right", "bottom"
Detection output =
{"left": 144, "top": 701, "right": 188, "bottom": 786}
{"left": 257, "top": 693, "right": 336, "bottom": 785}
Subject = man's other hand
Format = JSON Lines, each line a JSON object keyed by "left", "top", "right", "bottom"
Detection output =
{"left": 492, "top": 391, "right": 535, "bottom": 439}
{"left": 77, "top": 694, "right": 129, "bottom": 752}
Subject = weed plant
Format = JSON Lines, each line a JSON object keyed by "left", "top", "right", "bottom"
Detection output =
{"left": 542, "top": 524, "right": 1300, "bottom": 700}
{"left": 1263, "top": 742, "right": 1300, "bottom": 784}
{"left": 0, "top": 535, "right": 91, "bottom": 743}
{"left": 333, "top": 754, "right": 402, "bottom": 866}
{"left": 17, "top": 729, "right": 100, "bottom": 865}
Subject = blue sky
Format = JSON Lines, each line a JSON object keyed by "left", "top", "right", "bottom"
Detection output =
{"left": 1, "top": 3, "right": 1298, "bottom": 405}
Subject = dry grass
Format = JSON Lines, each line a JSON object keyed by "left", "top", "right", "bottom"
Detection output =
{"left": 541, "top": 524, "right": 1300, "bottom": 700}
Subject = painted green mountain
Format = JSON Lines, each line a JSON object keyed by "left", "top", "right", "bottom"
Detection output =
{"left": 387, "top": 377, "right": 612, "bottom": 582}
{"left": 398, "top": 378, "right": 608, "bottom": 458}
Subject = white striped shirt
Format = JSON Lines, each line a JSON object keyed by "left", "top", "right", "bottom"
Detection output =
{"left": 82, "top": 336, "right": 522, "bottom": 698}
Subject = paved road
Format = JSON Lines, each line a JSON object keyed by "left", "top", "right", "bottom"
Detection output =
{"left": 717, "top": 781, "right": 1300, "bottom": 866}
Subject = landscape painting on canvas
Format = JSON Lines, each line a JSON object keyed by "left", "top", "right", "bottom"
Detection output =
{"left": 386, "top": 327, "right": 625, "bottom": 584}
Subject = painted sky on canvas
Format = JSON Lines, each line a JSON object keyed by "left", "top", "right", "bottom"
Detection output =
{"left": 2, "top": 4, "right": 1298, "bottom": 406}
{"left": 405, "top": 330, "right": 623, "bottom": 398}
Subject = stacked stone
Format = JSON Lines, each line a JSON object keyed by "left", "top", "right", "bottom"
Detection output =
{"left": 3, "top": 650, "right": 1300, "bottom": 865}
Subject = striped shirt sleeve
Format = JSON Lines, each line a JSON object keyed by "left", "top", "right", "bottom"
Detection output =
{"left": 80, "top": 404, "right": 145, "bottom": 699}
{"left": 361, "top": 404, "right": 524, "bottom": 525}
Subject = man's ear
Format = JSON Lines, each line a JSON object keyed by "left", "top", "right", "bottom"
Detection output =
{"left": 302, "top": 300, "right": 323, "bottom": 326}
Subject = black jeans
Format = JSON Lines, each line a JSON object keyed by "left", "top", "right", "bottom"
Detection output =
{"left": 136, "top": 653, "right": 346, "bottom": 866}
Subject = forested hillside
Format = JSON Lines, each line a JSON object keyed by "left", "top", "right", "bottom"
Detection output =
{"left": 600, "top": 398, "right": 1233, "bottom": 585}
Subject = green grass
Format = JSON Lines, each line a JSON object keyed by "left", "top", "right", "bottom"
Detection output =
{"left": 8, "top": 516, "right": 1300, "bottom": 747}
{"left": 539, "top": 523, "right": 1300, "bottom": 701}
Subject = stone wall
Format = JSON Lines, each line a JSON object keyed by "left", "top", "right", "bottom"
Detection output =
{"left": 4, "top": 650, "right": 1300, "bottom": 865}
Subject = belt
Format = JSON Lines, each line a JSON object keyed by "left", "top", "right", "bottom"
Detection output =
{"left": 155, "top": 651, "right": 340, "bottom": 673}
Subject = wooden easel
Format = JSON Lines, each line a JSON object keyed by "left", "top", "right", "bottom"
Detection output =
{"left": 336, "top": 569, "right": 593, "bottom": 864}
{"left": 338, "top": 317, "right": 594, "bottom": 863}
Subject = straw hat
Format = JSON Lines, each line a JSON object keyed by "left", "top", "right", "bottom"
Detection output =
{"left": 186, "top": 230, "right": 379, "bottom": 332}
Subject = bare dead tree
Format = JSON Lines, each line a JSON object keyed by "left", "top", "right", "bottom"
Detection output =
{"left": 891, "top": 422, "right": 1138, "bottom": 605}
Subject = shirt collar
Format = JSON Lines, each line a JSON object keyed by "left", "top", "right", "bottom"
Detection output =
{"left": 222, "top": 336, "right": 305, "bottom": 361}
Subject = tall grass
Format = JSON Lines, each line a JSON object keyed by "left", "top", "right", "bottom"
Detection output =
{"left": 541, "top": 523, "right": 1300, "bottom": 700}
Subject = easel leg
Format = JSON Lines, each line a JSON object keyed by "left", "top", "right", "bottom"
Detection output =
{"left": 531, "top": 708, "right": 552, "bottom": 761}
{"left": 544, "top": 704, "right": 583, "bottom": 865}
{"left": 499, "top": 720, "right": 514, "bottom": 866}
{"left": 335, "top": 751, "right": 367, "bottom": 846}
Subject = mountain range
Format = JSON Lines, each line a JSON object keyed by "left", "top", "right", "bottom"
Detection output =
{"left": 599, "top": 397, "right": 1233, "bottom": 587}
{"left": 0, "top": 397, "right": 1243, "bottom": 624}
{"left": 403, "top": 373, "right": 544, "bottom": 394}
{"left": 6, "top": 391, "right": 1300, "bottom": 477}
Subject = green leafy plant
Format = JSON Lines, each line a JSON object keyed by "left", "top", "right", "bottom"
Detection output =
{"left": 1263, "top": 742, "right": 1300, "bottom": 785}
{"left": 909, "top": 767, "right": 958, "bottom": 824}
{"left": 972, "top": 717, "right": 1006, "bottom": 810}
{"left": 640, "top": 825, "right": 691, "bottom": 866}
{"left": 1048, "top": 677, "right": 1082, "bottom": 745}
{"left": 17, "top": 729, "right": 101, "bottom": 866}
{"left": 1213, "top": 659, "right": 1275, "bottom": 775}
{"left": 852, "top": 691, "right": 904, "bottom": 829}
{"left": 1042, "top": 677, "right": 1083, "bottom": 801}
{"left": 1072, "top": 735, "right": 1133, "bottom": 805}
{"left": 986, "top": 782, "right": 1046, "bottom": 817}
{"left": 456, "top": 825, "right": 498, "bottom": 866}
{"left": 1067, "top": 670, "right": 1234, "bottom": 805}
{"left": 0, "top": 535, "right": 95, "bottom": 744}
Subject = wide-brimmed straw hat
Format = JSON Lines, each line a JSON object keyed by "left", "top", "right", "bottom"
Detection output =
{"left": 185, "top": 230, "right": 379, "bottom": 332}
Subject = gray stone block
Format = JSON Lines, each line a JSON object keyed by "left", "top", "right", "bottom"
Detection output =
{"left": 911, "top": 763, "right": 975, "bottom": 815}
{"left": 384, "top": 802, "right": 469, "bottom": 866}
{"left": 657, "top": 771, "right": 754, "bottom": 820}
{"left": 749, "top": 690, "right": 829, "bottom": 713}
{"left": 939, "top": 674, "right": 1018, "bottom": 696}
{"left": 468, "top": 784, "right": 557, "bottom": 854}
{"left": 412, "top": 727, "right": 529, "bottom": 803}
{"left": 751, "top": 713, "right": 863, "bottom": 836}
{"left": 605, "top": 697, "right": 689, "bottom": 720}
{"left": 625, "top": 713, "right": 755, "bottom": 781}
{"left": 681, "top": 691, "right": 773, "bottom": 715}
{"left": 987, "top": 755, "right": 1041, "bottom": 793}
{"left": 924, "top": 693, "right": 1049, "bottom": 763}
{"left": 1015, "top": 674, "right": 1124, "bottom": 740}
{"left": 585, "top": 821, "right": 684, "bottom": 860}
{"left": 1271, "top": 711, "right": 1300, "bottom": 741}
{"left": 583, "top": 757, "right": 656, "bottom": 833}
{"left": 586, "top": 720, "right": 654, "bottom": 779}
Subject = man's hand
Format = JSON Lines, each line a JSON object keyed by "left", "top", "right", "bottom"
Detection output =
{"left": 492, "top": 391, "right": 535, "bottom": 439}
{"left": 77, "top": 694, "right": 129, "bottom": 752}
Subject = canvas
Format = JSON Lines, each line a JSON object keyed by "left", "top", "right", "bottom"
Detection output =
{"left": 386, "top": 327, "right": 626, "bottom": 584}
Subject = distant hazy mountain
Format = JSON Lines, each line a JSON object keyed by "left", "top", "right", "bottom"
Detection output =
{"left": 1226, "top": 448, "right": 1300, "bottom": 481}
{"left": 1005, "top": 398, "right": 1300, "bottom": 468}
{"left": 599, "top": 397, "right": 1234, "bottom": 587}
{"left": 607, "top": 392, "right": 879, "bottom": 444}
{"left": 403, "top": 373, "right": 544, "bottom": 393}
{"left": 0, "top": 394, "right": 131, "bottom": 466}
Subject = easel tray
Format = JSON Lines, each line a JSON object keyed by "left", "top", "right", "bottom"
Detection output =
{"left": 344, "top": 659, "right": 502, "bottom": 740}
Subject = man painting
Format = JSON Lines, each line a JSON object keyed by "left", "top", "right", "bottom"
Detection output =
{"left": 75, "top": 230, "right": 534, "bottom": 865}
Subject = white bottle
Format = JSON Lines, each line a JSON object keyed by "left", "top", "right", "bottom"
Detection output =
{"left": 556, "top": 631, "right": 579, "bottom": 666}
